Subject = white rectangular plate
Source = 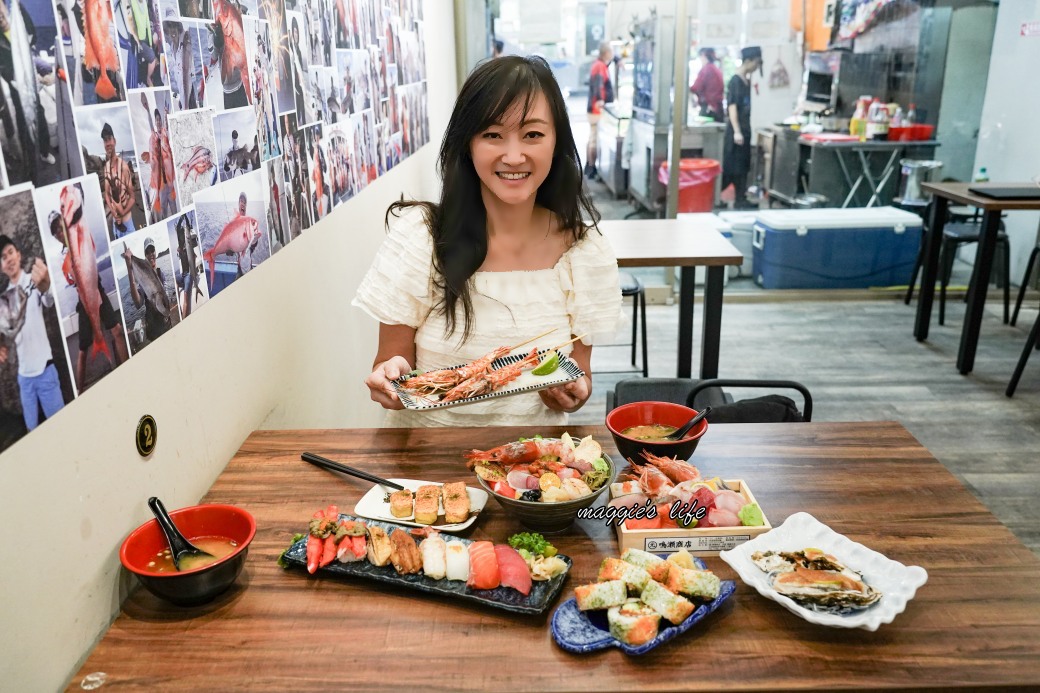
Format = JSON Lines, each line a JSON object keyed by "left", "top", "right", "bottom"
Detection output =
{"left": 718, "top": 512, "right": 928, "bottom": 631}
{"left": 353, "top": 478, "right": 489, "bottom": 533}
{"left": 392, "top": 349, "right": 583, "bottom": 411}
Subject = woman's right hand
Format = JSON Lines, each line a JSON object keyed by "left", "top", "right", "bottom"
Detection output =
{"left": 365, "top": 356, "right": 413, "bottom": 410}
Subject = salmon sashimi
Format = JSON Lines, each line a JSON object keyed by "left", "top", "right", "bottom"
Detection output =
{"left": 466, "top": 540, "right": 500, "bottom": 590}
{"left": 203, "top": 215, "right": 259, "bottom": 285}
{"left": 493, "top": 544, "right": 532, "bottom": 596}
{"left": 83, "top": 0, "right": 120, "bottom": 101}
{"left": 60, "top": 184, "right": 112, "bottom": 363}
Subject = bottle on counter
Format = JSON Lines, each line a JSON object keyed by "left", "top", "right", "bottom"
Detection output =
{"left": 974, "top": 166, "right": 989, "bottom": 183}
{"left": 850, "top": 96, "right": 870, "bottom": 138}
{"left": 891, "top": 106, "right": 904, "bottom": 128}
{"left": 905, "top": 103, "right": 917, "bottom": 125}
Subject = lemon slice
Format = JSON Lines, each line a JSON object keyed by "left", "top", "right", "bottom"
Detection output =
{"left": 531, "top": 352, "right": 560, "bottom": 376}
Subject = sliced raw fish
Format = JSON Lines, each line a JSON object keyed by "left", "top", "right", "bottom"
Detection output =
{"left": 445, "top": 541, "right": 469, "bottom": 581}
{"left": 713, "top": 490, "right": 747, "bottom": 515}
{"left": 493, "top": 544, "right": 532, "bottom": 596}
{"left": 420, "top": 535, "right": 447, "bottom": 580}
{"left": 557, "top": 467, "right": 581, "bottom": 480}
{"left": 507, "top": 469, "right": 539, "bottom": 491}
{"left": 467, "top": 541, "right": 501, "bottom": 590}
{"left": 706, "top": 507, "right": 740, "bottom": 527}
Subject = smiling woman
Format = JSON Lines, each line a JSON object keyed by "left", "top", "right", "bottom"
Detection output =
{"left": 353, "top": 56, "right": 622, "bottom": 428}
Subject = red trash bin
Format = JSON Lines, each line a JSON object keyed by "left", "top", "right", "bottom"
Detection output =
{"left": 658, "top": 159, "right": 721, "bottom": 213}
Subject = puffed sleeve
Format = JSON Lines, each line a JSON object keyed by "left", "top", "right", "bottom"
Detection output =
{"left": 560, "top": 229, "right": 623, "bottom": 345}
{"left": 351, "top": 205, "right": 435, "bottom": 328}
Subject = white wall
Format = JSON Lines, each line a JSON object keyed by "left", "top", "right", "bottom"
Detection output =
{"left": 0, "top": 2, "right": 456, "bottom": 690}
{"left": 974, "top": 0, "right": 1040, "bottom": 281}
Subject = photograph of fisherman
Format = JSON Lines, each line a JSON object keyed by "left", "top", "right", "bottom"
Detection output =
{"left": 267, "top": 0, "right": 295, "bottom": 115}
{"left": 0, "top": 0, "right": 60, "bottom": 188}
{"left": 128, "top": 90, "right": 178, "bottom": 224}
{"left": 208, "top": 0, "right": 251, "bottom": 109}
{"left": 167, "top": 107, "right": 218, "bottom": 202}
{"left": 303, "top": 123, "right": 329, "bottom": 221}
{"left": 244, "top": 17, "right": 280, "bottom": 161}
{"left": 120, "top": 0, "right": 164, "bottom": 89}
{"left": 73, "top": 108, "right": 148, "bottom": 239}
{"left": 722, "top": 45, "right": 763, "bottom": 210}
{"left": 263, "top": 157, "right": 290, "bottom": 250}
{"left": 161, "top": 9, "right": 203, "bottom": 111}
{"left": 114, "top": 228, "right": 178, "bottom": 353}
{"left": 57, "top": 0, "right": 126, "bottom": 105}
{"left": 0, "top": 190, "right": 74, "bottom": 448}
{"left": 197, "top": 19, "right": 224, "bottom": 109}
{"left": 287, "top": 12, "right": 314, "bottom": 124}
{"left": 165, "top": 208, "right": 208, "bottom": 318}
{"left": 214, "top": 107, "right": 259, "bottom": 181}
{"left": 192, "top": 170, "right": 270, "bottom": 296}
{"left": 34, "top": 175, "right": 129, "bottom": 394}
{"left": 354, "top": 55, "right": 622, "bottom": 427}
{"left": 177, "top": 0, "right": 210, "bottom": 21}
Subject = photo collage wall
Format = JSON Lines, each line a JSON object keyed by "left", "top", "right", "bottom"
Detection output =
{"left": 0, "top": 0, "right": 429, "bottom": 452}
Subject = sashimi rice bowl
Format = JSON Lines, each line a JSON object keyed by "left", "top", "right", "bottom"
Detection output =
{"left": 465, "top": 433, "right": 617, "bottom": 532}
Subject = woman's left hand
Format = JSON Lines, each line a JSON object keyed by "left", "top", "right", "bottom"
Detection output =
{"left": 539, "top": 375, "right": 591, "bottom": 413}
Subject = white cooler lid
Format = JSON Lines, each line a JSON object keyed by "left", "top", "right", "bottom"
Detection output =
{"left": 753, "top": 206, "right": 923, "bottom": 231}
{"left": 716, "top": 211, "right": 758, "bottom": 231}
{"left": 676, "top": 213, "right": 733, "bottom": 232}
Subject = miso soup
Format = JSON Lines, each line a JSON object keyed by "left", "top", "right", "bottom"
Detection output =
{"left": 145, "top": 536, "right": 239, "bottom": 573}
{"left": 621, "top": 423, "right": 679, "bottom": 441}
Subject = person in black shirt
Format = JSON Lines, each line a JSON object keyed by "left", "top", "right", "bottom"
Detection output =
{"left": 722, "top": 46, "right": 762, "bottom": 210}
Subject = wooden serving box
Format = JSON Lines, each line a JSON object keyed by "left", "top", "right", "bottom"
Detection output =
{"left": 611, "top": 480, "right": 772, "bottom": 557}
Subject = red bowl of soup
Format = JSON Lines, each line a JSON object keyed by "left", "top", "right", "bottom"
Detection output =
{"left": 120, "top": 503, "right": 256, "bottom": 606}
{"left": 606, "top": 401, "right": 709, "bottom": 463}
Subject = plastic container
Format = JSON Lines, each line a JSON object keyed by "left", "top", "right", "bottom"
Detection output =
{"left": 899, "top": 159, "right": 943, "bottom": 203}
{"left": 751, "top": 207, "right": 924, "bottom": 289}
{"left": 717, "top": 211, "right": 757, "bottom": 277}
{"left": 659, "top": 159, "right": 720, "bottom": 213}
{"left": 888, "top": 124, "right": 934, "bottom": 141}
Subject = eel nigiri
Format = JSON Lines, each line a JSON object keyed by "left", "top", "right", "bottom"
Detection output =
{"left": 467, "top": 540, "right": 501, "bottom": 590}
{"left": 420, "top": 532, "right": 447, "bottom": 580}
{"left": 445, "top": 541, "right": 470, "bottom": 581}
{"left": 493, "top": 544, "right": 532, "bottom": 596}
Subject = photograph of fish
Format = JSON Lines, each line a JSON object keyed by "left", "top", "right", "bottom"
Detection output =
{"left": 160, "top": 11, "right": 204, "bottom": 111}
{"left": 278, "top": 111, "right": 309, "bottom": 234}
{"left": 356, "top": 110, "right": 375, "bottom": 184}
{"left": 0, "top": 0, "right": 62, "bottom": 188}
{"left": 197, "top": 20, "right": 224, "bottom": 110}
{"left": 34, "top": 175, "right": 129, "bottom": 394}
{"left": 112, "top": 224, "right": 180, "bottom": 354}
{"left": 164, "top": 207, "right": 209, "bottom": 318}
{"left": 260, "top": 0, "right": 295, "bottom": 115}
{"left": 56, "top": 0, "right": 126, "bottom": 105}
{"left": 324, "top": 120, "right": 351, "bottom": 207}
{"left": 128, "top": 90, "right": 180, "bottom": 224}
{"left": 355, "top": 0, "right": 376, "bottom": 48}
{"left": 397, "top": 24, "right": 421, "bottom": 85}
{"left": 177, "top": 0, "right": 210, "bottom": 21}
{"left": 243, "top": 16, "right": 281, "bottom": 161}
{"left": 308, "top": 66, "right": 333, "bottom": 125}
{"left": 192, "top": 169, "right": 270, "bottom": 296}
{"left": 74, "top": 102, "right": 148, "bottom": 240}
{"left": 261, "top": 157, "right": 290, "bottom": 251}
{"left": 207, "top": 0, "right": 251, "bottom": 108}
{"left": 300, "top": 122, "right": 328, "bottom": 222}
{"left": 213, "top": 107, "right": 259, "bottom": 181}
{"left": 339, "top": 49, "right": 370, "bottom": 114}
{"left": 116, "top": 0, "right": 169, "bottom": 90}
{"left": 0, "top": 187, "right": 75, "bottom": 450}
{"left": 167, "top": 107, "right": 217, "bottom": 202}
{"left": 331, "top": 0, "right": 351, "bottom": 49}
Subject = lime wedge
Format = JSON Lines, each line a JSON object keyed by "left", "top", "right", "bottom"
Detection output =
{"left": 532, "top": 352, "right": 560, "bottom": 376}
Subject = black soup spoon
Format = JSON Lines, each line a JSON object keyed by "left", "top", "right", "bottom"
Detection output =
{"left": 148, "top": 497, "right": 214, "bottom": 571}
{"left": 664, "top": 406, "right": 712, "bottom": 441}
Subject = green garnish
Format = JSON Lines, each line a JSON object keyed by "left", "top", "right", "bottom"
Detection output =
{"left": 508, "top": 532, "right": 558, "bottom": 557}
{"left": 277, "top": 533, "right": 306, "bottom": 568}
{"left": 582, "top": 468, "right": 610, "bottom": 491}
{"left": 591, "top": 457, "right": 609, "bottom": 473}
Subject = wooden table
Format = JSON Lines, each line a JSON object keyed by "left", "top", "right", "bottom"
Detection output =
{"left": 915, "top": 182, "right": 1040, "bottom": 374}
{"left": 70, "top": 424, "right": 1040, "bottom": 691}
{"left": 601, "top": 218, "right": 743, "bottom": 378}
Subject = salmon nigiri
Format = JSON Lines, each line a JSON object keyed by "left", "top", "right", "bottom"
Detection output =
{"left": 494, "top": 544, "right": 532, "bottom": 596}
{"left": 467, "top": 541, "right": 501, "bottom": 590}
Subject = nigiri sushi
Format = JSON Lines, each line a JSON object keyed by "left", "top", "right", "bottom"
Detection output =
{"left": 420, "top": 533, "right": 447, "bottom": 580}
{"left": 494, "top": 544, "right": 532, "bottom": 596}
{"left": 336, "top": 520, "right": 368, "bottom": 563}
{"left": 467, "top": 540, "right": 501, "bottom": 590}
{"left": 445, "top": 541, "right": 470, "bottom": 581}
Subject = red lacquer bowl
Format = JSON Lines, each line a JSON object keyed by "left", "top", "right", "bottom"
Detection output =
{"left": 606, "top": 401, "right": 709, "bottom": 463}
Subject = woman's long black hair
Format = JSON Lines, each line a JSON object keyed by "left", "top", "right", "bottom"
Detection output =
{"left": 387, "top": 55, "right": 600, "bottom": 342}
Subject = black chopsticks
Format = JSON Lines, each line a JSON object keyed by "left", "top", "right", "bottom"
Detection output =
{"left": 300, "top": 452, "right": 406, "bottom": 491}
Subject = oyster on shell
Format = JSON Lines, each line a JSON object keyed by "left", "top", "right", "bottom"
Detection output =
{"left": 751, "top": 549, "right": 882, "bottom": 614}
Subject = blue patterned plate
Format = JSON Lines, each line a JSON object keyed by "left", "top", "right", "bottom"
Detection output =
{"left": 550, "top": 557, "right": 735, "bottom": 655}
{"left": 281, "top": 514, "right": 572, "bottom": 615}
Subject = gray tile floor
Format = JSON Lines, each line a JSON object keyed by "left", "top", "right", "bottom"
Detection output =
{"left": 571, "top": 137, "right": 1040, "bottom": 557}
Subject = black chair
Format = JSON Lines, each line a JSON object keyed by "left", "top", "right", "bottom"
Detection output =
{"left": 1011, "top": 243, "right": 1040, "bottom": 328}
{"left": 607, "top": 377, "right": 813, "bottom": 422}
{"left": 599, "top": 271, "right": 648, "bottom": 377}
{"left": 939, "top": 221, "right": 1010, "bottom": 326}
{"left": 1006, "top": 309, "right": 1040, "bottom": 397}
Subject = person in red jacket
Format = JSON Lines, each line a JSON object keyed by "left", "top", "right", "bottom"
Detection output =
{"left": 690, "top": 47, "right": 724, "bottom": 122}
{"left": 585, "top": 41, "right": 614, "bottom": 180}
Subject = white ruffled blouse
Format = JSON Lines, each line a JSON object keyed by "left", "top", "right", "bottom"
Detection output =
{"left": 352, "top": 205, "right": 622, "bottom": 427}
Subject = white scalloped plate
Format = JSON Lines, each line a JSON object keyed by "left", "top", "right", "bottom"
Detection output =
{"left": 719, "top": 512, "right": 928, "bottom": 631}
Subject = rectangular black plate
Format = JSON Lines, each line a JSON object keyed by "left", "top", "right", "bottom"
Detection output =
{"left": 282, "top": 514, "right": 573, "bottom": 615}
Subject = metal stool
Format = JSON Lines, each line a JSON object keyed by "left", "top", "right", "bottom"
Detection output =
{"left": 1006, "top": 307, "right": 1040, "bottom": 397}
{"left": 600, "top": 271, "right": 648, "bottom": 377}
{"left": 1011, "top": 243, "right": 1040, "bottom": 327}
{"left": 939, "top": 222, "right": 1010, "bottom": 326}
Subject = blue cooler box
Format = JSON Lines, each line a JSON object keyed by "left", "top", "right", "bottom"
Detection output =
{"left": 752, "top": 207, "right": 923, "bottom": 289}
